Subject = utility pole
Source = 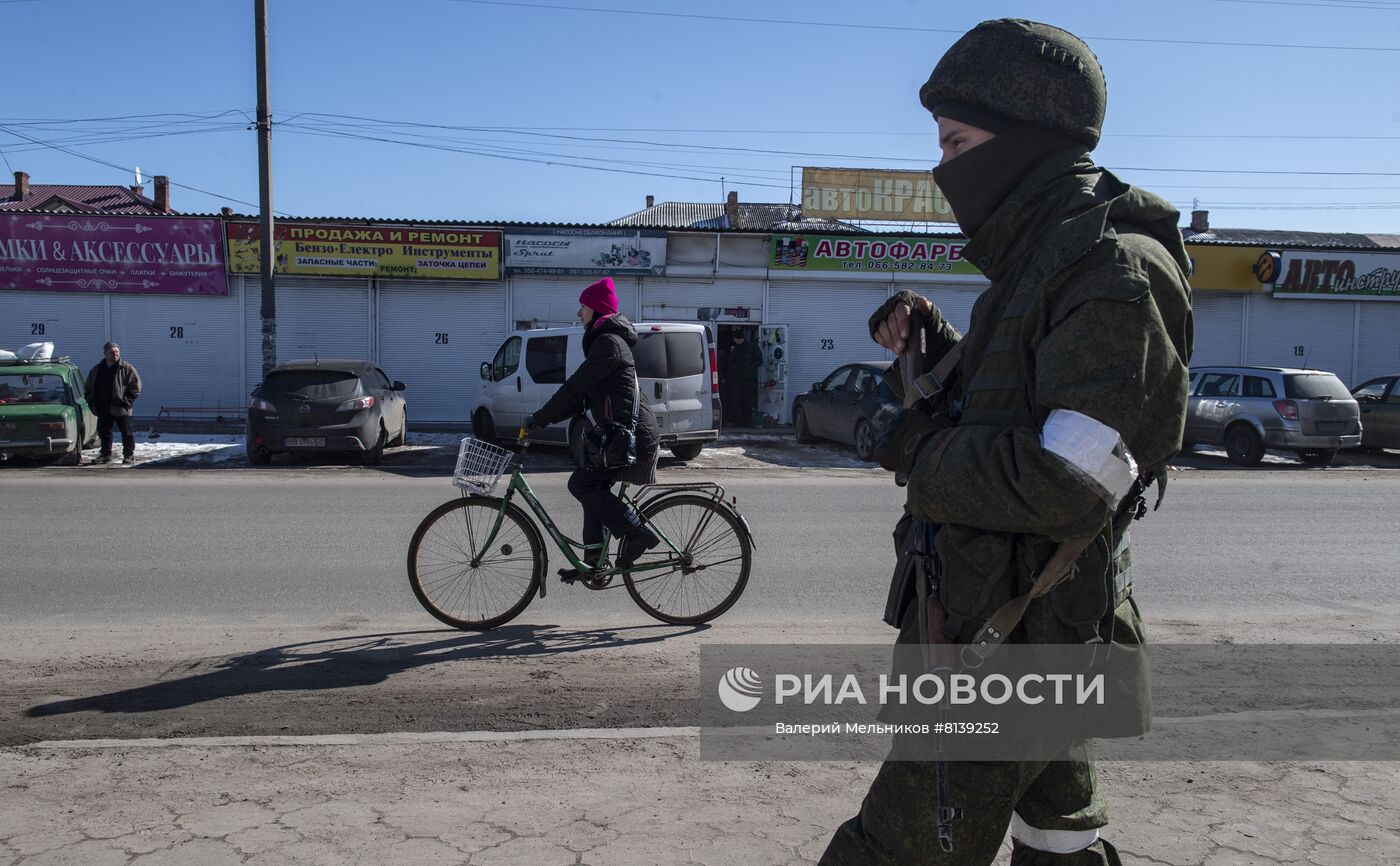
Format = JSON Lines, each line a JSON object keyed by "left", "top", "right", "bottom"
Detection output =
{"left": 255, "top": 0, "right": 277, "bottom": 378}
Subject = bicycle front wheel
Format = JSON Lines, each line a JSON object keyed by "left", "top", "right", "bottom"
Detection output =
{"left": 625, "top": 494, "right": 752, "bottom": 625}
{"left": 407, "top": 496, "right": 544, "bottom": 630}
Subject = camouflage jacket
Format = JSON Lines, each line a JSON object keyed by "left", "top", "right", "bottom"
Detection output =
{"left": 902, "top": 149, "right": 1193, "bottom": 647}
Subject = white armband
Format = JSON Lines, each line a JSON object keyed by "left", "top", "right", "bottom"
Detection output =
{"left": 1040, "top": 409, "right": 1138, "bottom": 506}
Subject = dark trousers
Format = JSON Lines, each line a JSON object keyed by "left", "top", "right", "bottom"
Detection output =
{"left": 567, "top": 467, "right": 643, "bottom": 562}
{"left": 97, "top": 413, "right": 135, "bottom": 457}
{"left": 734, "top": 377, "right": 757, "bottom": 427}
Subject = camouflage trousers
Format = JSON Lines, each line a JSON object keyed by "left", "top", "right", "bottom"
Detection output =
{"left": 819, "top": 608, "right": 1123, "bottom": 866}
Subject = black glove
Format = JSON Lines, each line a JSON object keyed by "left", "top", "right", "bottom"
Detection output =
{"left": 868, "top": 290, "right": 941, "bottom": 343}
{"left": 873, "top": 408, "right": 952, "bottom": 476}
{"left": 523, "top": 414, "right": 541, "bottom": 431}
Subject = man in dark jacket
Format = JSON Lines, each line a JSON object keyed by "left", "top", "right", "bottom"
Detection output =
{"left": 84, "top": 341, "right": 142, "bottom": 464}
{"left": 820, "top": 19, "right": 1192, "bottom": 865}
{"left": 526, "top": 277, "right": 662, "bottom": 580}
{"left": 726, "top": 328, "right": 762, "bottom": 427}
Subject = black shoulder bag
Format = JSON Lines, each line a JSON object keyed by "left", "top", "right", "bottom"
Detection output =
{"left": 582, "top": 370, "right": 639, "bottom": 471}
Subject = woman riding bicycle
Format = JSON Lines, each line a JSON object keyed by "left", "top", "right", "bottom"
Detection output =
{"left": 524, "top": 277, "right": 661, "bottom": 581}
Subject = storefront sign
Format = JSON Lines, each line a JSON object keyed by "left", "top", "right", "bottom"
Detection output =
{"left": 1185, "top": 244, "right": 1266, "bottom": 293}
{"left": 1269, "top": 250, "right": 1400, "bottom": 299}
{"left": 227, "top": 222, "right": 500, "bottom": 280}
{"left": 770, "top": 234, "right": 981, "bottom": 276}
{"left": 801, "top": 168, "right": 957, "bottom": 223}
{"left": 504, "top": 229, "right": 665, "bottom": 275}
{"left": 1, "top": 214, "right": 227, "bottom": 296}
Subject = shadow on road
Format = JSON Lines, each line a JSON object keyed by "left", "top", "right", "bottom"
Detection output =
{"left": 25, "top": 623, "right": 706, "bottom": 718}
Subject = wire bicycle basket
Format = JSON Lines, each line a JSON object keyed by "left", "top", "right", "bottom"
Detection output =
{"left": 453, "top": 436, "right": 513, "bottom": 494}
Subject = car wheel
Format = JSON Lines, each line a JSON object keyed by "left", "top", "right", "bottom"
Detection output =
{"left": 794, "top": 406, "right": 817, "bottom": 444}
{"left": 57, "top": 448, "right": 81, "bottom": 466}
{"left": 568, "top": 416, "right": 591, "bottom": 469}
{"left": 1224, "top": 424, "right": 1265, "bottom": 467}
{"left": 473, "top": 409, "right": 498, "bottom": 444}
{"left": 363, "top": 425, "right": 387, "bottom": 466}
{"left": 1297, "top": 448, "right": 1337, "bottom": 467}
{"left": 670, "top": 442, "right": 703, "bottom": 461}
{"left": 246, "top": 444, "right": 272, "bottom": 466}
{"left": 393, "top": 416, "right": 407, "bottom": 447}
{"left": 854, "top": 419, "right": 877, "bottom": 462}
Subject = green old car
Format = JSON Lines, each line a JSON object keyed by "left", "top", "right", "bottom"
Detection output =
{"left": 0, "top": 356, "right": 97, "bottom": 465}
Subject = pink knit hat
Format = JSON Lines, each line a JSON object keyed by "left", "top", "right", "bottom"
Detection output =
{"left": 579, "top": 277, "right": 620, "bottom": 317}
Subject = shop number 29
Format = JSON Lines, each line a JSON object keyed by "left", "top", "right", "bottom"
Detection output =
{"left": 820, "top": 339, "right": 834, "bottom": 350}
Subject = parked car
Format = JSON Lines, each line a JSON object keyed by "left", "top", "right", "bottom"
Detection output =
{"left": 1183, "top": 365, "right": 1361, "bottom": 467}
{"left": 474, "top": 322, "right": 720, "bottom": 462}
{"left": 0, "top": 344, "right": 97, "bottom": 466}
{"left": 246, "top": 359, "right": 407, "bottom": 466}
{"left": 1350, "top": 374, "right": 1400, "bottom": 450}
{"left": 793, "top": 362, "right": 897, "bottom": 462}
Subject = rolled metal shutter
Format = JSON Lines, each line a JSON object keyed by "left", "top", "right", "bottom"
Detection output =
{"left": 377, "top": 279, "right": 507, "bottom": 422}
{"left": 243, "top": 277, "right": 371, "bottom": 393}
{"left": 0, "top": 290, "right": 108, "bottom": 370}
{"left": 640, "top": 278, "right": 763, "bottom": 323}
{"left": 1189, "top": 293, "right": 1245, "bottom": 366}
{"left": 1356, "top": 301, "right": 1400, "bottom": 385}
{"left": 110, "top": 291, "right": 244, "bottom": 412}
{"left": 1245, "top": 294, "right": 1355, "bottom": 378}
{"left": 767, "top": 280, "right": 891, "bottom": 423}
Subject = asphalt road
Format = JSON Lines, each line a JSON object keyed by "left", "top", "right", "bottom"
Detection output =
{"left": 5, "top": 465, "right": 1400, "bottom": 743}
{"left": 3, "top": 465, "right": 1398, "bottom": 625}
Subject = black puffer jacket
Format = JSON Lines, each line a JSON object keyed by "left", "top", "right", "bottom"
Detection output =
{"left": 533, "top": 315, "right": 659, "bottom": 455}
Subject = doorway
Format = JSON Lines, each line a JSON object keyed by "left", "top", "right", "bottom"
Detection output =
{"left": 717, "top": 324, "right": 760, "bottom": 427}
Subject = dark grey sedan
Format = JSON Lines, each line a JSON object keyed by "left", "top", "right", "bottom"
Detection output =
{"left": 1351, "top": 375, "right": 1400, "bottom": 450}
{"left": 246, "top": 359, "right": 407, "bottom": 466}
{"left": 792, "top": 362, "right": 897, "bottom": 461}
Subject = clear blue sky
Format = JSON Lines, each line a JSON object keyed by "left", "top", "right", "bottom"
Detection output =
{"left": 2, "top": 0, "right": 1397, "bottom": 234}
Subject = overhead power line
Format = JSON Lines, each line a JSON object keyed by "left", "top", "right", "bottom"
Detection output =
{"left": 447, "top": 0, "right": 1400, "bottom": 52}
{"left": 0, "top": 123, "right": 284, "bottom": 214}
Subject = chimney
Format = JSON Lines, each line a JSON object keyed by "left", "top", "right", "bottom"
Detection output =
{"left": 645, "top": 194, "right": 654, "bottom": 208}
{"left": 1190, "top": 209, "right": 1209, "bottom": 232}
{"left": 154, "top": 175, "right": 171, "bottom": 213}
{"left": 13, "top": 171, "right": 29, "bottom": 201}
{"left": 725, "top": 190, "right": 740, "bottom": 229}
{"left": 221, "top": 207, "right": 233, "bottom": 217}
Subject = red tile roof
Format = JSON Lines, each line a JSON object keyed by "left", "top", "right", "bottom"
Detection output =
{"left": 0, "top": 183, "right": 171, "bottom": 214}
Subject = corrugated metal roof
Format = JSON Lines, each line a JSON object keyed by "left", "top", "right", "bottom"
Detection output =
{"left": 1183, "top": 228, "right": 1400, "bottom": 250}
{"left": 0, "top": 184, "right": 169, "bottom": 214}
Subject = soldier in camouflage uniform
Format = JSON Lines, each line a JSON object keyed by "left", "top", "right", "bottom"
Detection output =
{"left": 820, "top": 19, "right": 1193, "bottom": 866}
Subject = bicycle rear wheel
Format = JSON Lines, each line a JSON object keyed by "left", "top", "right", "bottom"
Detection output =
{"left": 625, "top": 494, "right": 752, "bottom": 625}
{"left": 407, "top": 496, "right": 544, "bottom": 630}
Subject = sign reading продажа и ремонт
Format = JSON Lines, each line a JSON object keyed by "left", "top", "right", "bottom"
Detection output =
{"left": 226, "top": 221, "right": 500, "bottom": 280}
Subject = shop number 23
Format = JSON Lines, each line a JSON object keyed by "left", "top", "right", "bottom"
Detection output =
{"left": 820, "top": 339, "right": 834, "bottom": 350}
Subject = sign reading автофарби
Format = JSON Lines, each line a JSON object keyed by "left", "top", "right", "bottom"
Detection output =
{"left": 226, "top": 222, "right": 501, "bottom": 280}
{"left": 770, "top": 234, "right": 981, "bottom": 276}
{"left": 1, "top": 214, "right": 228, "bottom": 296}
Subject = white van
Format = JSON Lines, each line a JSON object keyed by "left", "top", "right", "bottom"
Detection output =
{"left": 473, "top": 322, "right": 721, "bottom": 460}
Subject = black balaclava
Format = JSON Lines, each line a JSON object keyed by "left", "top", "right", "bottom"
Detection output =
{"left": 930, "top": 102, "right": 1080, "bottom": 238}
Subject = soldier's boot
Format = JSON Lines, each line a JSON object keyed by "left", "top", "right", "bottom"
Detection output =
{"left": 1009, "top": 838, "right": 1123, "bottom": 866}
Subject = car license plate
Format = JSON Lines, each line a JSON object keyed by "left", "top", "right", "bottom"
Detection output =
{"left": 1317, "top": 422, "right": 1344, "bottom": 434}
{"left": 285, "top": 437, "right": 326, "bottom": 447}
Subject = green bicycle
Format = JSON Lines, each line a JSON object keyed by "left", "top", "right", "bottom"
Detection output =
{"left": 407, "top": 432, "right": 755, "bottom": 630}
